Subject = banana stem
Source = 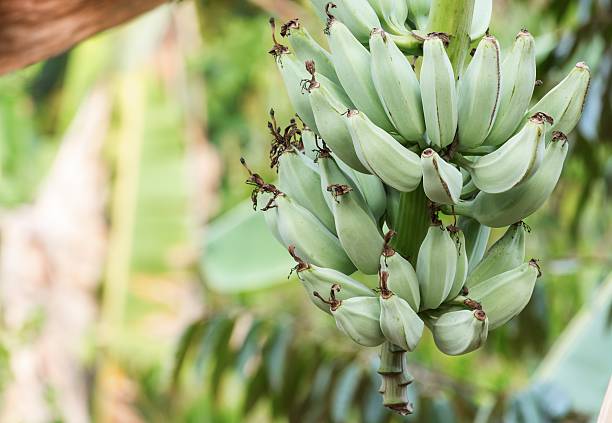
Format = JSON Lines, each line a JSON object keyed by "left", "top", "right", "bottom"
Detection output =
{"left": 393, "top": 185, "right": 430, "bottom": 267}
{"left": 426, "top": 0, "right": 475, "bottom": 75}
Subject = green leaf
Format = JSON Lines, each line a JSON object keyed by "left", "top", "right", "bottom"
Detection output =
{"left": 195, "top": 315, "right": 234, "bottom": 377}
{"left": 235, "top": 319, "right": 266, "bottom": 376}
{"left": 171, "top": 318, "right": 206, "bottom": 386}
{"left": 263, "top": 322, "right": 293, "bottom": 393}
{"left": 331, "top": 364, "right": 362, "bottom": 423}
{"left": 201, "top": 200, "right": 292, "bottom": 293}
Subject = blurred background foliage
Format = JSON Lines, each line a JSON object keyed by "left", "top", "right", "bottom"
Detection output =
{"left": 0, "top": 0, "right": 609, "bottom": 422}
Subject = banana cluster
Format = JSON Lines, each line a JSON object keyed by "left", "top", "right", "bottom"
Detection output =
{"left": 243, "top": 1, "right": 590, "bottom": 415}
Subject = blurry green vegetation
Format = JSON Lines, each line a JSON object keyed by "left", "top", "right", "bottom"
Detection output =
{"left": 0, "top": 0, "right": 609, "bottom": 422}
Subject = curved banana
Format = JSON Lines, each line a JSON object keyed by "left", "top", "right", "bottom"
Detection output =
{"left": 327, "top": 183, "right": 385, "bottom": 275}
{"left": 465, "top": 221, "right": 526, "bottom": 289}
{"left": 281, "top": 19, "right": 340, "bottom": 85}
{"left": 379, "top": 272, "right": 424, "bottom": 352}
{"left": 446, "top": 228, "right": 468, "bottom": 301}
{"left": 457, "top": 216, "right": 491, "bottom": 273}
{"left": 380, "top": 232, "right": 420, "bottom": 311}
{"left": 300, "top": 127, "right": 318, "bottom": 161}
{"left": 307, "top": 69, "right": 370, "bottom": 173}
{"left": 277, "top": 151, "right": 336, "bottom": 233}
{"left": 428, "top": 309, "right": 488, "bottom": 355}
{"left": 367, "top": 0, "right": 409, "bottom": 34}
{"left": 527, "top": 62, "right": 591, "bottom": 135}
{"left": 384, "top": 186, "right": 401, "bottom": 230}
{"left": 416, "top": 223, "right": 457, "bottom": 310}
{"left": 468, "top": 259, "right": 541, "bottom": 330}
{"left": 420, "top": 34, "right": 458, "bottom": 148}
{"left": 452, "top": 133, "right": 569, "bottom": 227}
{"left": 346, "top": 110, "right": 423, "bottom": 192}
{"left": 485, "top": 30, "right": 536, "bottom": 146}
{"left": 275, "top": 195, "right": 356, "bottom": 273}
{"left": 463, "top": 113, "right": 547, "bottom": 194}
{"left": 407, "top": 0, "right": 431, "bottom": 30}
{"left": 421, "top": 148, "right": 463, "bottom": 204}
{"left": 329, "top": 295, "right": 386, "bottom": 347}
{"left": 338, "top": 159, "right": 387, "bottom": 220}
{"left": 326, "top": 16, "right": 394, "bottom": 131}
{"left": 457, "top": 35, "right": 501, "bottom": 150}
{"left": 318, "top": 151, "right": 368, "bottom": 211}
{"left": 370, "top": 28, "right": 425, "bottom": 143}
{"left": 469, "top": 0, "right": 492, "bottom": 41}
{"left": 317, "top": 0, "right": 381, "bottom": 43}
{"left": 289, "top": 247, "right": 374, "bottom": 315}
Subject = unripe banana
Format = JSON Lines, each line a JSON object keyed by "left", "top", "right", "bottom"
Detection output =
{"left": 306, "top": 65, "right": 370, "bottom": 173}
{"left": 527, "top": 62, "right": 591, "bottom": 135}
{"left": 242, "top": 158, "right": 354, "bottom": 273}
{"left": 259, "top": 192, "right": 284, "bottom": 244}
{"left": 370, "top": 28, "right": 426, "bottom": 143}
{"left": 407, "top": 0, "right": 431, "bottom": 30}
{"left": 289, "top": 247, "right": 374, "bottom": 315}
{"left": 327, "top": 183, "right": 384, "bottom": 275}
{"left": 276, "top": 195, "right": 355, "bottom": 273}
{"left": 318, "top": 150, "right": 368, "bottom": 211}
{"left": 380, "top": 231, "right": 420, "bottom": 311}
{"left": 421, "top": 148, "right": 463, "bottom": 204}
{"left": 277, "top": 151, "right": 336, "bottom": 233}
{"left": 385, "top": 186, "right": 401, "bottom": 230}
{"left": 301, "top": 127, "right": 318, "bottom": 160}
{"left": 326, "top": 15, "right": 394, "bottom": 131}
{"left": 379, "top": 272, "right": 424, "bottom": 352}
{"left": 315, "top": 0, "right": 381, "bottom": 43}
{"left": 416, "top": 223, "right": 457, "bottom": 310}
{"left": 368, "top": 0, "right": 409, "bottom": 34}
{"left": 269, "top": 20, "right": 318, "bottom": 132}
{"left": 338, "top": 159, "right": 387, "bottom": 220}
{"left": 446, "top": 228, "right": 468, "bottom": 301}
{"left": 463, "top": 113, "right": 547, "bottom": 194}
{"left": 485, "top": 30, "right": 536, "bottom": 146}
{"left": 280, "top": 19, "right": 340, "bottom": 85}
{"left": 457, "top": 35, "right": 501, "bottom": 150}
{"left": 465, "top": 221, "right": 526, "bottom": 289}
{"left": 346, "top": 110, "right": 422, "bottom": 192}
{"left": 457, "top": 216, "right": 491, "bottom": 273}
{"left": 323, "top": 292, "right": 385, "bottom": 347}
{"left": 428, "top": 309, "right": 489, "bottom": 355}
{"left": 451, "top": 132, "right": 569, "bottom": 227}
{"left": 468, "top": 259, "right": 541, "bottom": 330}
{"left": 469, "top": 0, "right": 492, "bottom": 40}
{"left": 420, "top": 34, "right": 458, "bottom": 149}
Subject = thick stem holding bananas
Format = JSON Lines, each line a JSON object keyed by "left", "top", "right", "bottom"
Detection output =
{"left": 393, "top": 186, "right": 430, "bottom": 266}
{"left": 427, "top": 0, "right": 476, "bottom": 75}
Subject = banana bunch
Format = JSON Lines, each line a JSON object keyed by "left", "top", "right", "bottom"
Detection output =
{"left": 241, "top": 3, "right": 591, "bottom": 415}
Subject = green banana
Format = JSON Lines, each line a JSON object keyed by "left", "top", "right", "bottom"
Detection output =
{"left": 420, "top": 34, "right": 458, "bottom": 149}
{"left": 469, "top": 0, "right": 492, "bottom": 41}
{"left": 384, "top": 186, "right": 401, "bottom": 230}
{"left": 305, "top": 64, "right": 370, "bottom": 173}
{"left": 380, "top": 231, "right": 420, "bottom": 311}
{"left": 346, "top": 110, "right": 422, "bottom": 192}
{"left": 280, "top": 19, "right": 340, "bottom": 85}
{"left": 379, "top": 271, "right": 424, "bottom": 352}
{"left": 407, "top": 0, "right": 431, "bottom": 30}
{"left": 318, "top": 150, "right": 368, "bottom": 211}
{"left": 468, "top": 259, "right": 541, "bottom": 330}
{"left": 269, "top": 20, "right": 318, "bottom": 133}
{"left": 465, "top": 222, "right": 526, "bottom": 289}
{"left": 289, "top": 247, "right": 374, "bottom": 315}
{"left": 416, "top": 223, "right": 458, "bottom": 310}
{"left": 451, "top": 132, "right": 569, "bottom": 227}
{"left": 318, "top": 0, "right": 381, "bottom": 43}
{"left": 338, "top": 159, "right": 388, "bottom": 220}
{"left": 368, "top": 0, "right": 409, "bottom": 34}
{"left": 326, "top": 15, "right": 394, "bottom": 131}
{"left": 277, "top": 151, "right": 336, "bottom": 233}
{"left": 463, "top": 113, "right": 547, "bottom": 194}
{"left": 457, "top": 216, "right": 491, "bottom": 273}
{"left": 485, "top": 30, "right": 536, "bottom": 146}
{"left": 421, "top": 148, "right": 463, "bottom": 205}
{"left": 301, "top": 127, "right": 318, "bottom": 161}
{"left": 428, "top": 309, "right": 489, "bottom": 355}
{"left": 327, "top": 183, "right": 384, "bottom": 275}
{"left": 446, "top": 228, "right": 468, "bottom": 301}
{"left": 316, "top": 288, "right": 385, "bottom": 347}
{"left": 527, "top": 62, "right": 591, "bottom": 135}
{"left": 370, "top": 28, "right": 425, "bottom": 143}
{"left": 457, "top": 35, "right": 501, "bottom": 150}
